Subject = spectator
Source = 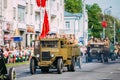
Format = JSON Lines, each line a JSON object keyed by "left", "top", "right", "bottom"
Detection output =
{"left": 3, "top": 48, "right": 10, "bottom": 63}
{"left": 0, "top": 45, "right": 4, "bottom": 60}
{"left": 80, "top": 45, "right": 87, "bottom": 63}
{"left": 12, "top": 47, "right": 17, "bottom": 63}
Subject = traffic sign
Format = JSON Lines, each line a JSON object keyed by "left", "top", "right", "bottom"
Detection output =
{"left": 79, "top": 37, "right": 84, "bottom": 42}
{"left": 13, "top": 36, "right": 23, "bottom": 42}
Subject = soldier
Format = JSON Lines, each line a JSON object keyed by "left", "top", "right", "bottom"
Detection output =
{"left": 102, "top": 38, "right": 110, "bottom": 62}
{"left": 104, "top": 37, "right": 110, "bottom": 48}
{"left": 68, "top": 34, "right": 78, "bottom": 45}
{"left": 68, "top": 34, "right": 74, "bottom": 44}
{"left": 115, "top": 43, "right": 120, "bottom": 57}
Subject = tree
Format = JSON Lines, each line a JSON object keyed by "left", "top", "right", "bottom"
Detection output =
{"left": 116, "top": 20, "right": 120, "bottom": 43}
{"left": 65, "top": 0, "right": 82, "bottom": 13}
{"left": 101, "top": 14, "right": 120, "bottom": 43}
{"left": 65, "top": 1, "right": 120, "bottom": 42}
{"left": 86, "top": 3, "right": 102, "bottom": 38}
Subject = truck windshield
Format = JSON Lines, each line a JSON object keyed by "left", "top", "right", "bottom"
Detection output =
{"left": 41, "top": 41, "right": 58, "bottom": 48}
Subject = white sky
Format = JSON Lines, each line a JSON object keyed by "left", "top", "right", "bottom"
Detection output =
{"left": 85, "top": 0, "right": 120, "bottom": 18}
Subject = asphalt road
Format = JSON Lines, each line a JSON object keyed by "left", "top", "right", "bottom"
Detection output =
{"left": 15, "top": 59, "right": 120, "bottom": 80}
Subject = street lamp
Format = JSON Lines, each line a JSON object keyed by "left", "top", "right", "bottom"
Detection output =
{"left": 102, "top": 6, "right": 112, "bottom": 39}
{"left": 113, "top": 21, "right": 116, "bottom": 44}
{"left": 82, "top": 0, "right": 86, "bottom": 45}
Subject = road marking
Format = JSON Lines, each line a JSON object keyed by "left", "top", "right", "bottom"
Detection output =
{"left": 99, "top": 78, "right": 113, "bottom": 80}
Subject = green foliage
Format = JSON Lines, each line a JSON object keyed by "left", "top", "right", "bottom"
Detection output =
{"left": 64, "top": 1, "right": 120, "bottom": 42}
{"left": 6, "top": 61, "right": 29, "bottom": 67}
{"left": 115, "top": 19, "right": 120, "bottom": 43}
{"left": 87, "top": 3, "right": 120, "bottom": 42}
{"left": 86, "top": 3, "right": 102, "bottom": 38}
{"left": 65, "top": 0, "right": 82, "bottom": 13}
{"left": 103, "top": 14, "right": 120, "bottom": 43}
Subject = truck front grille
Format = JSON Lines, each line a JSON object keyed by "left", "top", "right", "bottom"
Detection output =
{"left": 42, "top": 51, "right": 51, "bottom": 61}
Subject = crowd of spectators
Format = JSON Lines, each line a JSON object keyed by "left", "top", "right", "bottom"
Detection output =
{"left": 0, "top": 45, "right": 33, "bottom": 64}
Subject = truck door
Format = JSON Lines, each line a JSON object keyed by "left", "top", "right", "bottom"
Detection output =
{"left": 34, "top": 40, "right": 40, "bottom": 58}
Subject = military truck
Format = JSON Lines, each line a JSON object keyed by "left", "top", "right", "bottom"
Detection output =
{"left": 86, "top": 43, "right": 110, "bottom": 63}
{"left": 30, "top": 38, "right": 80, "bottom": 74}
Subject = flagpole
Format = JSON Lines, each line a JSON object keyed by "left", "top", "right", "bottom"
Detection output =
{"left": 40, "top": 2, "right": 42, "bottom": 36}
{"left": 40, "top": 3, "right": 45, "bottom": 39}
{"left": 36, "top": 0, "right": 48, "bottom": 39}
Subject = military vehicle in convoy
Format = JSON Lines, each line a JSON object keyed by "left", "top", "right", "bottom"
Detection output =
{"left": 30, "top": 38, "right": 80, "bottom": 74}
{"left": 86, "top": 43, "right": 110, "bottom": 63}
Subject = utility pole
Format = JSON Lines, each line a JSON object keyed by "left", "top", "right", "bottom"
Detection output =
{"left": 114, "top": 21, "right": 116, "bottom": 45}
{"left": 82, "top": 0, "right": 85, "bottom": 45}
{"left": 40, "top": 6, "right": 43, "bottom": 33}
{"left": 103, "top": 6, "right": 112, "bottom": 39}
{"left": 103, "top": 26, "right": 105, "bottom": 39}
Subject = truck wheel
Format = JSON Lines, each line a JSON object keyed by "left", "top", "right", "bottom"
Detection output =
{"left": 57, "top": 58, "right": 63, "bottom": 74}
{"left": 101, "top": 54, "right": 104, "bottom": 63}
{"left": 71, "top": 57, "right": 75, "bottom": 71}
{"left": 104, "top": 57, "right": 108, "bottom": 63}
{"left": 9, "top": 67, "right": 16, "bottom": 80}
{"left": 111, "top": 53, "right": 116, "bottom": 61}
{"left": 30, "top": 58, "right": 36, "bottom": 74}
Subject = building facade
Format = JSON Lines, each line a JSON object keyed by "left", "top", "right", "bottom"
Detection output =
{"left": 64, "top": 11, "right": 88, "bottom": 45}
{"left": 0, "top": 0, "right": 64, "bottom": 48}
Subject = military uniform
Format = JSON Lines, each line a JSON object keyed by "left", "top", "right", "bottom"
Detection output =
{"left": 102, "top": 39, "right": 110, "bottom": 59}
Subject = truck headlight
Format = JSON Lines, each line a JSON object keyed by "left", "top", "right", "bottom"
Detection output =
{"left": 36, "top": 54, "right": 40, "bottom": 57}
{"left": 98, "top": 50, "right": 100, "bottom": 53}
{"left": 51, "top": 54, "right": 54, "bottom": 58}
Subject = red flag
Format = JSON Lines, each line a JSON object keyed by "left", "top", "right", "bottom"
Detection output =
{"left": 39, "top": 10, "right": 49, "bottom": 39}
{"left": 41, "top": 0, "right": 46, "bottom": 7}
{"left": 102, "top": 21, "right": 107, "bottom": 28}
{"left": 36, "top": 0, "right": 46, "bottom": 7}
{"left": 36, "top": 0, "right": 41, "bottom": 7}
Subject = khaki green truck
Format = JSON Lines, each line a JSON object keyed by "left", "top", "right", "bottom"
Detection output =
{"left": 30, "top": 38, "right": 80, "bottom": 74}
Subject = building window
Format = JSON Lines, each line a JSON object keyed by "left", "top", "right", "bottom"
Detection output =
{"left": 57, "top": 3, "right": 59, "bottom": 11}
{"left": 61, "top": 13, "right": 62, "bottom": 22}
{"left": 35, "top": 12, "right": 40, "bottom": 24}
{"left": 30, "top": 4, "right": 33, "bottom": 15}
{"left": 26, "top": 3, "right": 28, "bottom": 14}
{"left": 18, "top": 5, "right": 25, "bottom": 22}
{"left": 4, "top": 0, "right": 7, "bottom": 9}
{"left": 60, "top": 0, "right": 62, "bottom": 6}
{"left": 66, "top": 21, "right": 70, "bottom": 29}
{"left": 58, "top": 18, "right": 59, "bottom": 28}
{"left": 13, "top": 7, "right": 16, "bottom": 20}
{"left": 0, "top": 0, "right": 2, "bottom": 16}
